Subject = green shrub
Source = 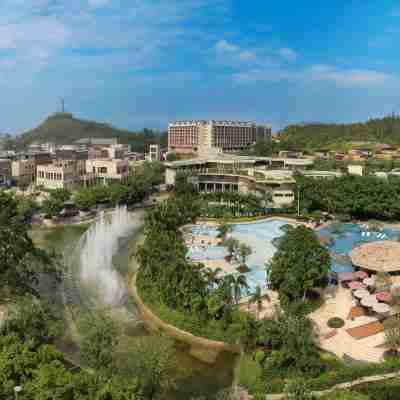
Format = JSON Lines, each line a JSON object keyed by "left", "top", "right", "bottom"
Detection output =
{"left": 327, "top": 317, "right": 345, "bottom": 329}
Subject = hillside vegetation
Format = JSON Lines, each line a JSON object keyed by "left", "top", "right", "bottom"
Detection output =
{"left": 277, "top": 114, "right": 400, "bottom": 150}
{"left": 15, "top": 113, "right": 167, "bottom": 152}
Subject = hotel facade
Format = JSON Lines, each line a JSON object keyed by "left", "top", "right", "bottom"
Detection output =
{"left": 168, "top": 120, "right": 271, "bottom": 154}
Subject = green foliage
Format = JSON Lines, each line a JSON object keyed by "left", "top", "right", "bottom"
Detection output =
{"left": 41, "top": 189, "right": 71, "bottom": 218}
{"left": 200, "top": 192, "right": 264, "bottom": 219}
{"left": 15, "top": 113, "right": 167, "bottom": 152}
{"left": 73, "top": 187, "right": 97, "bottom": 210}
{"left": 2, "top": 295, "right": 62, "bottom": 345}
{"left": 258, "top": 310, "right": 323, "bottom": 376}
{"left": 114, "top": 335, "right": 177, "bottom": 399}
{"left": 216, "top": 222, "right": 233, "bottom": 241}
{"left": 137, "top": 195, "right": 257, "bottom": 343}
{"left": 0, "top": 333, "right": 144, "bottom": 400}
{"left": 297, "top": 175, "right": 400, "bottom": 221}
{"left": 42, "top": 197, "right": 64, "bottom": 218}
{"left": 0, "top": 191, "right": 59, "bottom": 295}
{"left": 78, "top": 310, "right": 121, "bottom": 373}
{"left": 285, "top": 378, "right": 315, "bottom": 400}
{"left": 269, "top": 225, "right": 330, "bottom": 305}
{"left": 321, "top": 390, "right": 370, "bottom": 400}
{"left": 383, "top": 315, "right": 400, "bottom": 353}
{"left": 16, "top": 197, "right": 38, "bottom": 222}
{"left": 277, "top": 114, "right": 400, "bottom": 150}
{"left": 327, "top": 317, "right": 345, "bottom": 329}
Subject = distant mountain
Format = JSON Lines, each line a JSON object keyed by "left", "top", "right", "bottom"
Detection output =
{"left": 277, "top": 114, "right": 400, "bottom": 150}
{"left": 15, "top": 113, "right": 167, "bottom": 152}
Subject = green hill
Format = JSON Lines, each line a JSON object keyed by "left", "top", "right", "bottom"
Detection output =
{"left": 277, "top": 114, "right": 400, "bottom": 151}
{"left": 15, "top": 113, "right": 167, "bottom": 152}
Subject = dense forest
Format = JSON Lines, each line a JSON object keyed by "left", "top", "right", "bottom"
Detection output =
{"left": 12, "top": 113, "right": 167, "bottom": 152}
{"left": 277, "top": 114, "right": 400, "bottom": 150}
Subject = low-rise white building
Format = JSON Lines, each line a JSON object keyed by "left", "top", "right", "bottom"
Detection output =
{"left": 36, "top": 160, "right": 95, "bottom": 190}
{"left": 86, "top": 159, "right": 129, "bottom": 185}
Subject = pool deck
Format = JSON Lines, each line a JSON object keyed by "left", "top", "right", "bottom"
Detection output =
{"left": 310, "top": 286, "right": 387, "bottom": 363}
{"left": 186, "top": 218, "right": 400, "bottom": 364}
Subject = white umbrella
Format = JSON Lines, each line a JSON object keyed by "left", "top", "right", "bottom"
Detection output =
{"left": 363, "top": 277, "right": 375, "bottom": 287}
{"left": 372, "top": 302, "right": 391, "bottom": 314}
{"left": 353, "top": 289, "right": 370, "bottom": 299}
{"left": 361, "top": 295, "right": 378, "bottom": 308}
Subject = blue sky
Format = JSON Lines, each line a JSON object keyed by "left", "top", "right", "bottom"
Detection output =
{"left": 1, "top": 0, "right": 400, "bottom": 134}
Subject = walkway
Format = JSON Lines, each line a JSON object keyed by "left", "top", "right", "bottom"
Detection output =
{"left": 310, "top": 286, "right": 386, "bottom": 362}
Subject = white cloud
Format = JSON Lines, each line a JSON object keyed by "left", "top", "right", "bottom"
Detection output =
{"left": 215, "top": 39, "right": 238, "bottom": 52}
{"left": 239, "top": 50, "right": 256, "bottom": 61}
{"left": 278, "top": 47, "right": 297, "bottom": 61}
{"left": 307, "top": 65, "right": 394, "bottom": 87}
{"left": 233, "top": 64, "right": 395, "bottom": 88}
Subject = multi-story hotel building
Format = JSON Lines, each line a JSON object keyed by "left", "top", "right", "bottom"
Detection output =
{"left": 168, "top": 120, "right": 271, "bottom": 154}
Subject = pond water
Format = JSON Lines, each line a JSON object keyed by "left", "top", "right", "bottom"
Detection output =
{"left": 32, "top": 217, "right": 236, "bottom": 400}
{"left": 186, "top": 220, "right": 400, "bottom": 294}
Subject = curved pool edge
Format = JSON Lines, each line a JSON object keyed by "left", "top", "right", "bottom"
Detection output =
{"left": 128, "top": 255, "right": 241, "bottom": 364}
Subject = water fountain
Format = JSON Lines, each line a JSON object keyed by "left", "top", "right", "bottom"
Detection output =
{"left": 77, "top": 205, "right": 137, "bottom": 307}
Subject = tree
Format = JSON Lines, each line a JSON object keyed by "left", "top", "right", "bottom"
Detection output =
{"left": 229, "top": 274, "right": 249, "bottom": 305}
{"left": 42, "top": 197, "right": 64, "bottom": 218}
{"left": 2, "top": 295, "right": 62, "bottom": 345}
{"left": 78, "top": 310, "right": 121, "bottom": 373}
{"left": 269, "top": 225, "right": 330, "bottom": 306}
{"left": 375, "top": 271, "right": 392, "bottom": 292}
{"left": 49, "top": 188, "right": 71, "bottom": 203}
{"left": 73, "top": 188, "right": 97, "bottom": 211}
{"left": 248, "top": 285, "right": 267, "bottom": 320}
{"left": 225, "top": 237, "right": 240, "bottom": 260}
{"left": 253, "top": 137, "right": 272, "bottom": 157}
{"left": 114, "top": 335, "right": 177, "bottom": 400}
{"left": 383, "top": 315, "right": 400, "bottom": 356}
{"left": 0, "top": 192, "right": 58, "bottom": 295}
{"left": 217, "top": 222, "right": 233, "bottom": 242}
{"left": 285, "top": 378, "right": 315, "bottom": 400}
{"left": 258, "top": 309, "right": 322, "bottom": 375}
{"left": 238, "top": 243, "right": 252, "bottom": 267}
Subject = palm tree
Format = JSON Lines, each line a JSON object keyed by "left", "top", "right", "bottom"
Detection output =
{"left": 216, "top": 222, "right": 233, "bottom": 242}
{"left": 238, "top": 243, "right": 252, "bottom": 266}
{"left": 249, "top": 285, "right": 269, "bottom": 320}
{"left": 225, "top": 237, "right": 240, "bottom": 261}
{"left": 232, "top": 275, "right": 249, "bottom": 305}
{"left": 202, "top": 267, "right": 222, "bottom": 288}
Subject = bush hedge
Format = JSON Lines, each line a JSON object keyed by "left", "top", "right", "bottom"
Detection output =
{"left": 327, "top": 317, "right": 345, "bottom": 329}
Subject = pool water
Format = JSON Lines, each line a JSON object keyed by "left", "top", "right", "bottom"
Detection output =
{"left": 320, "top": 224, "right": 398, "bottom": 274}
{"left": 187, "top": 219, "right": 292, "bottom": 294}
{"left": 186, "top": 220, "right": 400, "bottom": 295}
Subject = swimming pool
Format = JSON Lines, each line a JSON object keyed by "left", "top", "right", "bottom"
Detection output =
{"left": 186, "top": 220, "right": 400, "bottom": 295}
{"left": 319, "top": 223, "right": 398, "bottom": 273}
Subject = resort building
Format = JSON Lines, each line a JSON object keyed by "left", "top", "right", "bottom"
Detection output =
{"left": 85, "top": 159, "right": 129, "bottom": 185}
{"left": 168, "top": 120, "right": 271, "bottom": 154}
{"left": 165, "top": 154, "right": 314, "bottom": 208}
{"left": 0, "top": 158, "right": 11, "bottom": 185}
{"left": 302, "top": 170, "right": 343, "bottom": 179}
{"left": 11, "top": 159, "right": 36, "bottom": 186}
{"left": 146, "top": 144, "right": 160, "bottom": 162}
{"left": 36, "top": 160, "right": 96, "bottom": 190}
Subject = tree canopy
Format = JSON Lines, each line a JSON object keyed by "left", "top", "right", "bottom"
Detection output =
{"left": 269, "top": 225, "right": 330, "bottom": 305}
